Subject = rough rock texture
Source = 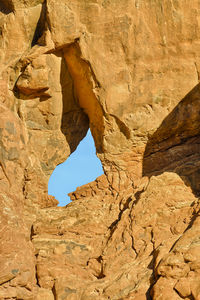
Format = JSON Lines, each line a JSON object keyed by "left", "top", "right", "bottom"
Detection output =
{"left": 0, "top": 0, "right": 200, "bottom": 299}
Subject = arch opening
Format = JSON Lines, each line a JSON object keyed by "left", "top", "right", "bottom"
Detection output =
{"left": 48, "top": 128, "right": 104, "bottom": 206}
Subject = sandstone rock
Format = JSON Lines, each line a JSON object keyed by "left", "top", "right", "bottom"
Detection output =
{"left": 0, "top": 0, "right": 200, "bottom": 299}
{"left": 36, "top": 288, "right": 54, "bottom": 300}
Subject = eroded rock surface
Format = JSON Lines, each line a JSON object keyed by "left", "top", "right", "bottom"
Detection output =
{"left": 0, "top": 0, "right": 200, "bottom": 299}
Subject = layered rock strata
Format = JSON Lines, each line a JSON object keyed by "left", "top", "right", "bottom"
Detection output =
{"left": 0, "top": 0, "right": 200, "bottom": 299}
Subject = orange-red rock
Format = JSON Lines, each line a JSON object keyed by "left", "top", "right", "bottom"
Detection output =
{"left": 0, "top": 0, "right": 200, "bottom": 299}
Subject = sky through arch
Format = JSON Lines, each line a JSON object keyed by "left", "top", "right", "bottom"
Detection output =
{"left": 48, "top": 129, "right": 104, "bottom": 206}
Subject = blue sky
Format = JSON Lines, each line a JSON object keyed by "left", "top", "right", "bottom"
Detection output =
{"left": 48, "top": 129, "right": 104, "bottom": 206}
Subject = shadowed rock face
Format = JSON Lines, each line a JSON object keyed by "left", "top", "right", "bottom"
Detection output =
{"left": 143, "top": 83, "right": 200, "bottom": 197}
{"left": 0, "top": 0, "right": 200, "bottom": 299}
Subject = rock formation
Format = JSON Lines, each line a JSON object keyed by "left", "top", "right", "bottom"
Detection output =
{"left": 0, "top": 0, "right": 200, "bottom": 299}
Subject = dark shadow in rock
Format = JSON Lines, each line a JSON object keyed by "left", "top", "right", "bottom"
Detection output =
{"left": 31, "top": 1, "right": 47, "bottom": 47}
{"left": 143, "top": 83, "right": 200, "bottom": 197}
{"left": 0, "top": 1, "right": 14, "bottom": 15}
{"left": 13, "top": 82, "right": 51, "bottom": 100}
{"left": 60, "top": 55, "right": 89, "bottom": 154}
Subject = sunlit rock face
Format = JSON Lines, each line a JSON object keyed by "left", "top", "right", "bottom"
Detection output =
{"left": 0, "top": 0, "right": 200, "bottom": 299}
